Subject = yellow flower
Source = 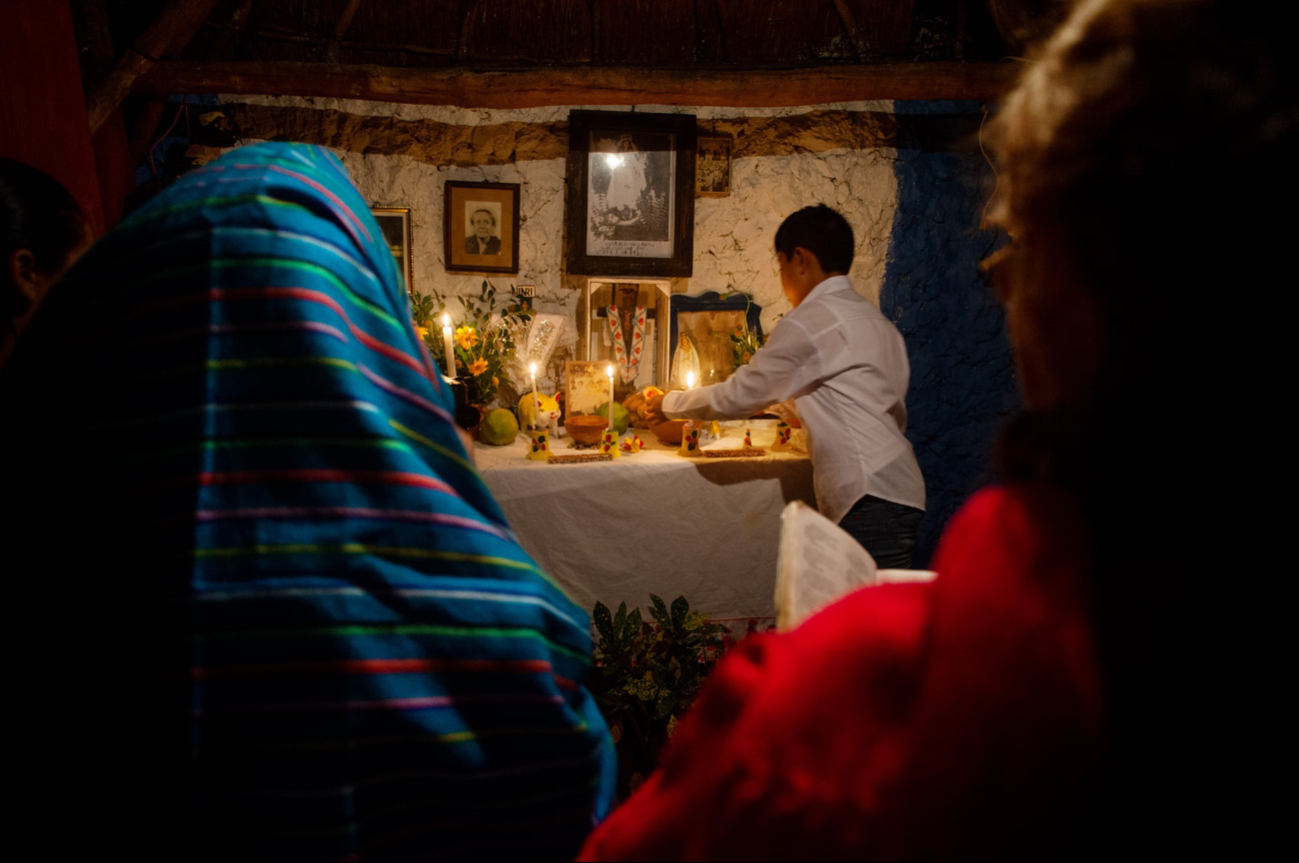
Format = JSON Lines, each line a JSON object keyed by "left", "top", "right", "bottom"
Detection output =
{"left": 416, "top": 325, "right": 429, "bottom": 338}
{"left": 491, "top": 376, "right": 499, "bottom": 388}
{"left": 454, "top": 326, "right": 479, "bottom": 349}
{"left": 468, "top": 358, "right": 489, "bottom": 376}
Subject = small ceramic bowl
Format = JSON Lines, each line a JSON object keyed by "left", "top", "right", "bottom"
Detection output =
{"left": 564, "top": 415, "right": 609, "bottom": 446}
{"left": 649, "top": 418, "right": 689, "bottom": 445}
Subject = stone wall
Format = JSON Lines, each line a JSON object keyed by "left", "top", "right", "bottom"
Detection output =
{"left": 881, "top": 101, "right": 1019, "bottom": 567}
{"left": 226, "top": 96, "right": 901, "bottom": 388}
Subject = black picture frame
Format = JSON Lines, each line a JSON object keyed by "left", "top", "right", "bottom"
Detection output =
{"left": 565, "top": 110, "right": 696, "bottom": 278}
{"left": 444, "top": 181, "right": 520, "bottom": 274}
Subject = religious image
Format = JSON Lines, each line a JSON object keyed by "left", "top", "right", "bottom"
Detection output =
{"left": 673, "top": 309, "right": 748, "bottom": 387}
{"left": 586, "top": 130, "right": 676, "bottom": 259}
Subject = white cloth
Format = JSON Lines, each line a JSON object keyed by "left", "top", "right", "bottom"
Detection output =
{"left": 474, "top": 433, "right": 815, "bottom": 621}
{"left": 662, "top": 275, "right": 925, "bottom": 522}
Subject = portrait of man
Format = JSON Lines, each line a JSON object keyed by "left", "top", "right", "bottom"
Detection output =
{"left": 464, "top": 204, "right": 502, "bottom": 256}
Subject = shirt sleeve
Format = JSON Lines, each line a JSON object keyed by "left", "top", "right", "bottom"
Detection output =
{"left": 661, "top": 316, "right": 823, "bottom": 421}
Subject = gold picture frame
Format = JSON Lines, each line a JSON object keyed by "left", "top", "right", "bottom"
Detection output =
{"left": 370, "top": 207, "right": 413, "bottom": 293}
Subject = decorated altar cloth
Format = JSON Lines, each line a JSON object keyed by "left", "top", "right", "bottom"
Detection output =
{"left": 474, "top": 432, "right": 815, "bottom": 625}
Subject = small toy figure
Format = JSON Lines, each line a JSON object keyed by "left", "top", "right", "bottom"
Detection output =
{"left": 599, "top": 429, "right": 622, "bottom": 459}
{"left": 771, "top": 422, "right": 793, "bottom": 451}
{"left": 679, "top": 425, "right": 702, "bottom": 457}
{"left": 620, "top": 433, "right": 643, "bottom": 453}
{"left": 743, "top": 428, "right": 753, "bottom": 447}
{"left": 525, "top": 430, "right": 552, "bottom": 461}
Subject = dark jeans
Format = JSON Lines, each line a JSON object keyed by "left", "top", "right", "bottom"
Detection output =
{"left": 838, "top": 495, "right": 925, "bottom": 569}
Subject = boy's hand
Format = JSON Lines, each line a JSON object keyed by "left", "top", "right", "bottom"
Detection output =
{"left": 645, "top": 390, "right": 669, "bottom": 425}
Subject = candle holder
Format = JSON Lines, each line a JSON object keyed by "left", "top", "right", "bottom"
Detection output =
{"left": 771, "top": 422, "right": 793, "bottom": 451}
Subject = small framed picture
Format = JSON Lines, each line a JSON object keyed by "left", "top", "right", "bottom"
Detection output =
{"left": 565, "top": 360, "right": 614, "bottom": 417}
{"left": 696, "top": 136, "right": 732, "bottom": 197}
{"left": 371, "top": 207, "right": 413, "bottom": 292}
{"left": 444, "top": 181, "right": 520, "bottom": 274}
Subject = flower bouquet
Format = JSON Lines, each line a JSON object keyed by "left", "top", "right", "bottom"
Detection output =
{"left": 410, "top": 280, "right": 534, "bottom": 406}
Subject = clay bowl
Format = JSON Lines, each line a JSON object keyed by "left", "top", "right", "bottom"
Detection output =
{"left": 564, "top": 414, "right": 609, "bottom": 446}
{"left": 649, "top": 418, "right": 689, "bottom": 445}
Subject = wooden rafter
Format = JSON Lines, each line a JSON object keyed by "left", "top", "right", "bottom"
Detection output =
{"left": 135, "top": 60, "right": 1018, "bottom": 107}
{"left": 86, "top": 0, "right": 220, "bottom": 133}
{"left": 324, "top": 0, "right": 364, "bottom": 64}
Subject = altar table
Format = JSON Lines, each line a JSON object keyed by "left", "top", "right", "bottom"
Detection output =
{"left": 474, "top": 430, "right": 815, "bottom": 626}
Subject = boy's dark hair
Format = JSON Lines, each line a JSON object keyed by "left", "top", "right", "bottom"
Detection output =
{"left": 773, "top": 204, "right": 854, "bottom": 273}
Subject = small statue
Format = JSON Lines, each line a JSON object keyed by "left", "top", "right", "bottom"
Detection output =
{"left": 525, "top": 430, "right": 552, "bottom": 461}
{"left": 620, "top": 433, "right": 643, "bottom": 454}
{"left": 743, "top": 428, "right": 753, "bottom": 447}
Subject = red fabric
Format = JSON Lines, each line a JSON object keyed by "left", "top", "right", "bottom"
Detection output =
{"left": 579, "top": 485, "right": 1107, "bottom": 860}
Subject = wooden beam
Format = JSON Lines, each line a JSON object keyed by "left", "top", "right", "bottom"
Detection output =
{"left": 324, "top": 0, "right": 364, "bottom": 64}
{"left": 135, "top": 60, "right": 1019, "bottom": 106}
{"left": 86, "top": 0, "right": 219, "bottom": 133}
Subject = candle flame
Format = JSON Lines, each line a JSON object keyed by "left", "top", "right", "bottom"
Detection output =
{"left": 442, "top": 313, "right": 450, "bottom": 328}
{"left": 530, "top": 362, "right": 537, "bottom": 375}
{"left": 607, "top": 364, "right": 614, "bottom": 378}
{"left": 686, "top": 371, "right": 695, "bottom": 389}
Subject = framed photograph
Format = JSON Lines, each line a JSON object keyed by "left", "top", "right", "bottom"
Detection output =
{"left": 669, "top": 292, "right": 763, "bottom": 388}
{"left": 696, "top": 136, "right": 732, "bottom": 197}
{"left": 371, "top": 207, "right": 413, "bottom": 293}
{"left": 565, "top": 110, "right": 696, "bottom": 278}
{"left": 565, "top": 360, "right": 613, "bottom": 417}
{"left": 444, "top": 181, "right": 520, "bottom": 274}
{"left": 579, "top": 277, "right": 672, "bottom": 398}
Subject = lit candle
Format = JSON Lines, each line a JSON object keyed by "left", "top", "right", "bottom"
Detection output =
{"left": 530, "top": 362, "right": 541, "bottom": 430}
{"left": 441, "top": 313, "right": 456, "bottom": 378}
{"left": 686, "top": 370, "right": 695, "bottom": 390}
{"left": 606, "top": 364, "right": 615, "bottom": 432}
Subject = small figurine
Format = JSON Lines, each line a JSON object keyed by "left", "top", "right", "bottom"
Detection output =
{"left": 599, "top": 429, "right": 622, "bottom": 459}
{"left": 679, "top": 425, "right": 702, "bottom": 457}
{"left": 525, "top": 430, "right": 552, "bottom": 461}
{"left": 620, "top": 433, "right": 643, "bottom": 453}
{"left": 518, "top": 391, "right": 561, "bottom": 431}
{"left": 743, "top": 428, "right": 753, "bottom": 447}
{"left": 771, "top": 422, "right": 793, "bottom": 451}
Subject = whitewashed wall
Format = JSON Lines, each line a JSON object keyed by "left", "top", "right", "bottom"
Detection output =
{"left": 231, "top": 98, "right": 899, "bottom": 388}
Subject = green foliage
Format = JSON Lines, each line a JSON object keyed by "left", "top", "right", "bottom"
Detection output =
{"left": 590, "top": 594, "right": 730, "bottom": 799}
{"left": 408, "top": 280, "right": 534, "bottom": 404}
{"left": 725, "top": 291, "right": 766, "bottom": 369}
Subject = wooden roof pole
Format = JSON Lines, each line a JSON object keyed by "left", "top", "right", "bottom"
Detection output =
{"left": 136, "top": 60, "right": 1020, "bottom": 107}
{"left": 86, "top": 0, "right": 220, "bottom": 133}
{"left": 324, "top": 0, "right": 364, "bottom": 64}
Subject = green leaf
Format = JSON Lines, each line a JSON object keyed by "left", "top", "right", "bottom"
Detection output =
{"left": 670, "top": 596, "right": 689, "bottom": 631}
{"left": 648, "top": 594, "right": 670, "bottom": 628}
{"left": 593, "top": 601, "right": 613, "bottom": 642}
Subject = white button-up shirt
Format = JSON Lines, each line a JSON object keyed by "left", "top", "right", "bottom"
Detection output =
{"left": 662, "top": 275, "right": 925, "bottom": 522}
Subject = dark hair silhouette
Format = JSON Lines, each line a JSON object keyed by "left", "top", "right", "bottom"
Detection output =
{"left": 774, "top": 204, "right": 854, "bottom": 273}
{"left": 0, "top": 159, "right": 87, "bottom": 320}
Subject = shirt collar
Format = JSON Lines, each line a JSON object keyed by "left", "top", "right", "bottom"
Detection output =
{"left": 802, "top": 274, "right": 854, "bottom": 305}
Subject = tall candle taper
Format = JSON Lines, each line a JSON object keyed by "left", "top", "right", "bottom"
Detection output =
{"left": 530, "top": 362, "right": 541, "bottom": 430}
{"left": 606, "top": 364, "right": 615, "bottom": 432}
{"left": 441, "top": 313, "right": 456, "bottom": 378}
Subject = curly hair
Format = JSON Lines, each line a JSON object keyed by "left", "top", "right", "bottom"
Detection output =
{"left": 984, "top": 0, "right": 1294, "bottom": 849}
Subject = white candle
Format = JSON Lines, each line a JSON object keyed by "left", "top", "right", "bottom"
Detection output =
{"left": 441, "top": 313, "right": 456, "bottom": 378}
{"left": 606, "top": 364, "right": 615, "bottom": 431}
{"left": 530, "top": 362, "right": 541, "bottom": 430}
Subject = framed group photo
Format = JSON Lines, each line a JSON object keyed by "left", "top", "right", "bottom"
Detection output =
{"left": 371, "top": 207, "right": 413, "bottom": 292}
{"left": 444, "top": 181, "right": 520, "bottom": 274}
{"left": 565, "top": 110, "right": 696, "bottom": 278}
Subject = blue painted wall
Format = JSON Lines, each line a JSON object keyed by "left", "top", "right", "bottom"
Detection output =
{"left": 881, "top": 100, "right": 1019, "bottom": 567}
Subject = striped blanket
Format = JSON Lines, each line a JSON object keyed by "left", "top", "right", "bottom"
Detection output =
{"left": 0, "top": 143, "right": 613, "bottom": 860}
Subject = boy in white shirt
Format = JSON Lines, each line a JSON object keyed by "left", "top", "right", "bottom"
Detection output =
{"left": 646, "top": 204, "right": 926, "bottom": 567}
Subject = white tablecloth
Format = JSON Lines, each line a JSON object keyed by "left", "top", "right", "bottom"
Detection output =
{"left": 474, "top": 430, "right": 815, "bottom": 625}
